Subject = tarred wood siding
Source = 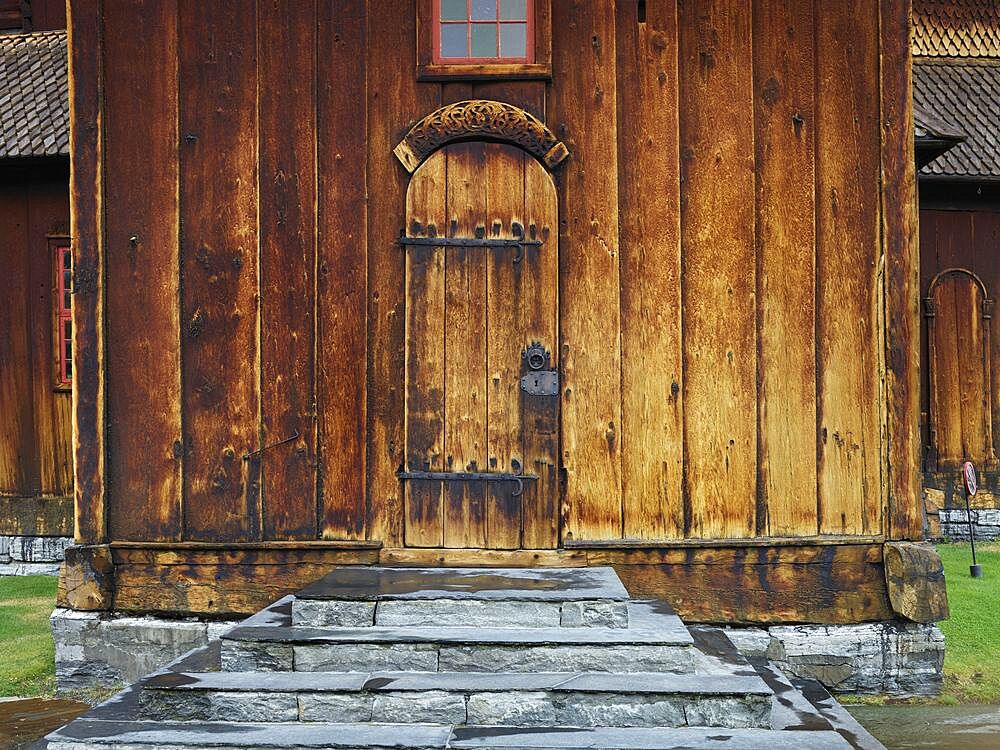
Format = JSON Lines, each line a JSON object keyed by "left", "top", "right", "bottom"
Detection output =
{"left": 73, "top": 0, "right": 917, "bottom": 547}
{"left": 0, "top": 165, "right": 72, "bottom": 502}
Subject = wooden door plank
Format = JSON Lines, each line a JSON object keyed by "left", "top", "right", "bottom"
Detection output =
{"left": 404, "top": 152, "right": 447, "bottom": 548}
{"left": 520, "top": 154, "right": 560, "bottom": 549}
{"left": 259, "top": 0, "right": 317, "bottom": 540}
{"left": 179, "top": 0, "right": 261, "bottom": 541}
{"left": 317, "top": 0, "right": 368, "bottom": 539}
{"left": 551, "top": 0, "right": 623, "bottom": 542}
{"left": 753, "top": 0, "right": 818, "bottom": 536}
{"left": 366, "top": 0, "right": 439, "bottom": 546}
{"left": 616, "top": 0, "right": 683, "bottom": 540}
{"left": 103, "top": 0, "right": 182, "bottom": 540}
{"left": 484, "top": 143, "right": 526, "bottom": 550}
{"left": 443, "top": 142, "right": 489, "bottom": 548}
{"left": 678, "top": 0, "right": 757, "bottom": 539}
{"left": 931, "top": 279, "right": 963, "bottom": 464}
{"left": 816, "top": 0, "right": 881, "bottom": 535}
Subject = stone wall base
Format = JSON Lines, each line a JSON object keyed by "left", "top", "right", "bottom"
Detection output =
{"left": 0, "top": 535, "right": 72, "bottom": 576}
{"left": 51, "top": 608, "right": 240, "bottom": 691}
{"left": 723, "top": 620, "right": 945, "bottom": 696}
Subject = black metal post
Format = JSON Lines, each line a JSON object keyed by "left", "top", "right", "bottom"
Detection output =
{"left": 965, "top": 481, "right": 983, "bottom": 578}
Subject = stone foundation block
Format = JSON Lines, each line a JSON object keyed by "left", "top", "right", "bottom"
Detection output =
{"left": 8, "top": 535, "right": 73, "bottom": 562}
{"left": 298, "top": 693, "right": 374, "bottom": 722}
{"left": 291, "top": 599, "right": 376, "bottom": 627}
{"left": 686, "top": 696, "right": 771, "bottom": 728}
{"left": 293, "top": 643, "right": 439, "bottom": 672}
{"left": 52, "top": 608, "right": 238, "bottom": 691}
{"left": 220, "top": 641, "right": 294, "bottom": 672}
{"left": 438, "top": 644, "right": 692, "bottom": 673}
{"left": 560, "top": 600, "right": 629, "bottom": 628}
{"left": 554, "top": 694, "right": 688, "bottom": 728}
{"left": 375, "top": 599, "right": 561, "bottom": 628}
{"left": 466, "top": 691, "right": 556, "bottom": 725}
{"left": 372, "top": 691, "right": 466, "bottom": 723}
{"left": 0, "top": 535, "right": 9, "bottom": 563}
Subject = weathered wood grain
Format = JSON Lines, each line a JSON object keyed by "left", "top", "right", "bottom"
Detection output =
{"left": 443, "top": 143, "right": 490, "bottom": 548}
{"left": 58, "top": 545, "right": 114, "bottom": 611}
{"left": 678, "top": 0, "right": 757, "bottom": 539}
{"left": 366, "top": 0, "right": 439, "bottom": 546}
{"left": 68, "top": 0, "right": 106, "bottom": 544}
{"left": 317, "top": 0, "right": 368, "bottom": 540}
{"left": 955, "top": 279, "right": 995, "bottom": 462}
{"left": 816, "top": 0, "right": 882, "bottom": 536}
{"left": 103, "top": 0, "right": 182, "bottom": 541}
{"left": 881, "top": 0, "right": 922, "bottom": 540}
{"left": 551, "top": 0, "right": 623, "bottom": 542}
{"left": 258, "top": 0, "right": 317, "bottom": 540}
{"left": 403, "top": 151, "right": 446, "bottom": 548}
{"left": 616, "top": 0, "right": 683, "bottom": 540}
{"left": 0, "top": 495, "right": 74, "bottom": 536}
{"left": 753, "top": 0, "right": 818, "bottom": 537}
{"left": 178, "top": 0, "right": 260, "bottom": 541}
{"left": 883, "top": 541, "right": 949, "bottom": 623}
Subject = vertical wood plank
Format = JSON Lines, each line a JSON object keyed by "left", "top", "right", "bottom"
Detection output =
{"left": 616, "top": 0, "right": 684, "bottom": 540}
{"left": 258, "top": 0, "right": 317, "bottom": 540}
{"left": 179, "top": 0, "right": 260, "bottom": 541}
{"left": 0, "top": 180, "right": 38, "bottom": 495}
{"left": 484, "top": 143, "right": 525, "bottom": 550}
{"left": 103, "top": 0, "right": 182, "bottom": 541}
{"left": 678, "top": 0, "right": 757, "bottom": 539}
{"left": 753, "top": 0, "right": 818, "bottom": 536}
{"left": 520, "top": 153, "right": 560, "bottom": 549}
{"left": 928, "top": 280, "right": 962, "bottom": 464}
{"left": 816, "top": 0, "right": 882, "bottom": 536}
{"left": 317, "top": 0, "right": 368, "bottom": 540}
{"left": 551, "top": 0, "right": 623, "bottom": 542}
{"left": 366, "top": 0, "right": 439, "bottom": 545}
{"left": 954, "top": 281, "right": 994, "bottom": 463}
{"left": 68, "top": 0, "right": 107, "bottom": 544}
{"left": 443, "top": 142, "right": 489, "bottom": 548}
{"left": 881, "top": 0, "right": 922, "bottom": 539}
{"left": 403, "top": 152, "right": 446, "bottom": 548}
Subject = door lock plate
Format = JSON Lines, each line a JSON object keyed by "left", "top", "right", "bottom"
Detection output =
{"left": 520, "top": 370, "right": 559, "bottom": 397}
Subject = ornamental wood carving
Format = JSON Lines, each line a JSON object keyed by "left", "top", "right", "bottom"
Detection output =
{"left": 393, "top": 99, "right": 569, "bottom": 173}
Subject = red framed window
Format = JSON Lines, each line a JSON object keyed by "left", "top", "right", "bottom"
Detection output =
{"left": 56, "top": 245, "right": 72, "bottom": 386}
{"left": 434, "top": 0, "right": 533, "bottom": 64}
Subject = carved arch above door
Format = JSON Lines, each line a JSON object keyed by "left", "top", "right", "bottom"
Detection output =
{"left": 393, "top": 99, "right": 569, "bottom": 174}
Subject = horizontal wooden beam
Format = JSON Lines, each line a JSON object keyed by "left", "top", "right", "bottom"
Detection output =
{"left": 0, "top": 495, "right": 74, "bottom": 536}
{"left": 566, "top": 535, "right": 886, "bottom": 550}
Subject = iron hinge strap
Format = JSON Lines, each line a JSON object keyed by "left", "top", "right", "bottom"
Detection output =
{"left": 398, "top": 470, "right": 538, "bottom": 497}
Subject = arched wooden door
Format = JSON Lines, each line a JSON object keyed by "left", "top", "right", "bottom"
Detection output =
{"left": 401, "top": 141, "right": 559, "bottom": 549}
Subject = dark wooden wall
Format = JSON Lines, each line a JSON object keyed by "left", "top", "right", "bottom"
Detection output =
{"left": 70, "top": 0, "right": 920, "bottom": 549}
{"left": 0, "top": 163, "right": 74, "bottom": 532}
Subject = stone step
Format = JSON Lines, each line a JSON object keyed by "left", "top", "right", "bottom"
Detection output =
{"left": 139, "top": 670, "right": 772, "bottom": 729}
{"left": 221, "top": 601, "right": 693, "bottom": 673}
{"left": 290, "top": 566, "right": 631, "bottom": 629}
{"left": 46, "top": 719, "right": 857, "bottom": 749}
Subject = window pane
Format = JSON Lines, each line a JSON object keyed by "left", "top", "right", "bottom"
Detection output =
{"left": 470, "top": 0, "right": 496, "bottom": 20}
{"left": 62, "top": 249, "right": 71, "bottom": 269}
{"left": 500, "top": 0, "right": 527, "bottom": 20}
{"left": 471, "top": 23, "right": 497, "bottom": 57}
{"left": 500, "top": 22, "right": 527, "bottom": 57}
{"left": 440, "top": 23, "right": 468, "bottom": 57}
{"left": 64, "top": 290, "right": 71, "bottom": 310}
{"left": 440, "top": 0, "right": 467, "bottom": 21}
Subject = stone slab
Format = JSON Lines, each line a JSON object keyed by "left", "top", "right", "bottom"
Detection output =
{"left": 448, "top": 726, "right": 856, "bottom": 749}
{"left": 374, "top": 599, "right": 563, "bottom": 628}
{"left": 294, "top": 599, "right": 377, "bottom": 627}
{"left": 436, "top": 644, "right": 693, "bottom": 674}
{"left": 293, "top": 643, "right": 440, "bottom": 672}
{"left": 47, "top": 720, "right": 452, "bottom": 748}
{"left": 296, "top": 566, "right": 630, "bottom": 602}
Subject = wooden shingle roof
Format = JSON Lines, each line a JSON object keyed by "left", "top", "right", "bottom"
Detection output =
{"left": 0, "top": 30, "right": 68, "bottom": 159}
{"left": 913, "top": 0, "right": 1000, "bottom": 58}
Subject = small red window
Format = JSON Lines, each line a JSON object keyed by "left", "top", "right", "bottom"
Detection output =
{"left": 56, "top": 245, "right": 72, "bottom": 385}
{"left": 434, "top": 0, "right": 533, "bottom": 64}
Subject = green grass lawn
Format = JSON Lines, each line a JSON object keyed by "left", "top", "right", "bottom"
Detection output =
{"left": 936, "top": 541, "right": 1000, "bottom": 704}
{"left": 0, "top": 575, "right": 57, "bottom": 697}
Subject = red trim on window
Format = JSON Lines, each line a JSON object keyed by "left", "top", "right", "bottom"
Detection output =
{"left": 432, "top": 0, "right": 534, "bottom": 64}
{"left": 56, "top": 245, "right": 72, "bottom": 386}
